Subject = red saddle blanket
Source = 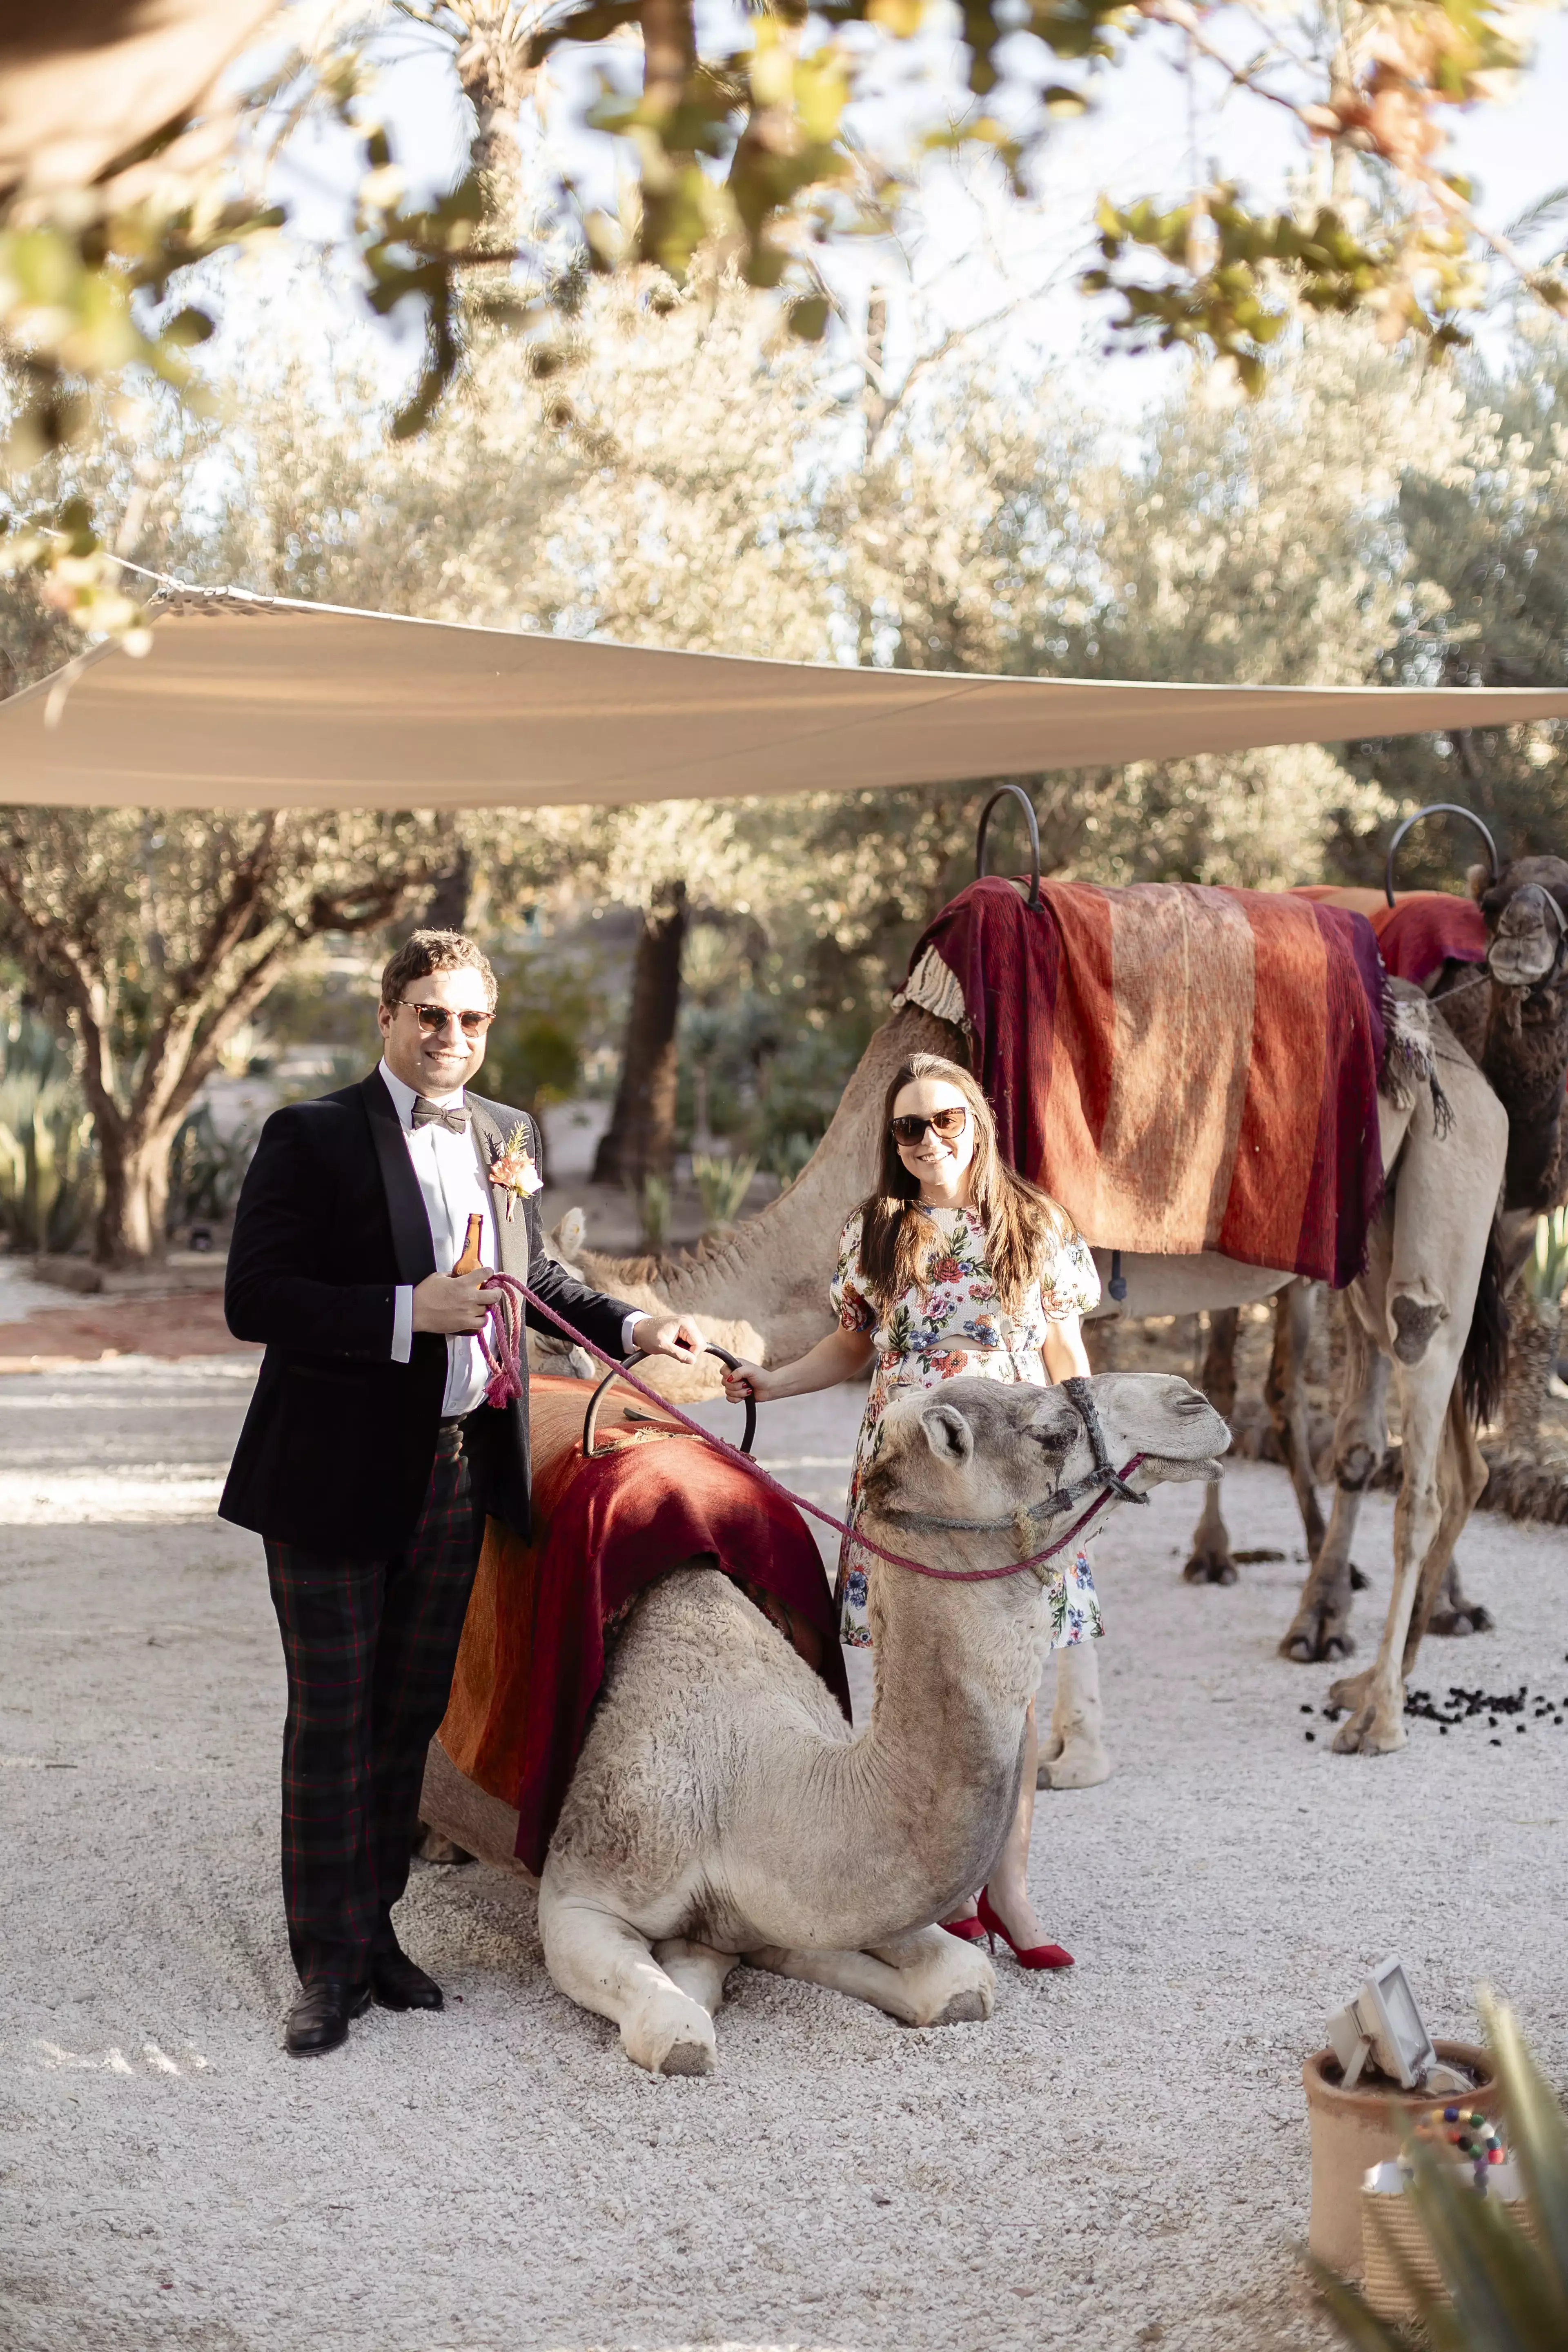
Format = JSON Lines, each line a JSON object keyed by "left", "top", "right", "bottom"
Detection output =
{"left": 899, "top": 877, "right": 1388, "bottom": 1287}
{"left": 1292, "top": 884, "right": 1486, "bottom": 991}
{"left": 437, "top": 1376, "right": 850, "bottom": 1876}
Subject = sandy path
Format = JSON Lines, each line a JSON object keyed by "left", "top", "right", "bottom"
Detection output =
{"left": 2, "top": 1361, "right": 1566, "bottom": 2352}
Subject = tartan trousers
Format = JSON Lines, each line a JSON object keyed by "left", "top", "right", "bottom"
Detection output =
{"left": 264, "top": 1437, "right": 485, "bottom": 1986}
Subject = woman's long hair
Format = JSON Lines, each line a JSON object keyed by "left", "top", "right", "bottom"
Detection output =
{"left": 853, "top": 1054, "right": 1079, "bottom": 1317}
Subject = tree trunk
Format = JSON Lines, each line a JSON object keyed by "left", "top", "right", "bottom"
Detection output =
{"left": 592, "top": 880, "right": 688, "bottom": 1191}
{"left": 425, "top": 844, "right": 473, "bottom": 933}
{"left": 94, "top": 1118, "right": 177, "bottom": 1266}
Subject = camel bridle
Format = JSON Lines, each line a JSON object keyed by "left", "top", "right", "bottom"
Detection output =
{"left": 867, "top": 1376, "right": 1150, "bottom": 1584}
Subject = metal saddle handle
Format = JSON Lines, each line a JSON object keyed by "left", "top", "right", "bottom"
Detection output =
{"left": 1384, "top": 802, "right": 1499, "bottom": 908}
{"left": 583, "top": 1342, "right": 757, "bottom": 1461}
{"left": 975, "top": 784, "right": 1041, "bottom": 910}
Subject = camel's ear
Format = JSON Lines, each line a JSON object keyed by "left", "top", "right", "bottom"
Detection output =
{"left": 921, "top": 1402, "right": 974, "bottom": 1467}
{"left": 552, "top": 1206, "right": 586, "bottom": 1258}
{"left": 1466, "top": 862, "right": 1489, "bottom": 902}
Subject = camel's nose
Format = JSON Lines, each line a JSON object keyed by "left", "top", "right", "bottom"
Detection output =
{"left": 1489, "top": 886, "right": 1564, "bottom": 985}
{"left": 1172, "top": 1390, "right": 1214, "bottom": 1417}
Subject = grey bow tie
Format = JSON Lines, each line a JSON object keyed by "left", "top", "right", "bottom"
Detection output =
{"left": 411, "top": 1096, "right": 469, "bottom": 1135}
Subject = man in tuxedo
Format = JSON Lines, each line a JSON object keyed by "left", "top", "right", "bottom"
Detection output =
{"left": 221, "top": 929, "right": 701, "bottom": 2056}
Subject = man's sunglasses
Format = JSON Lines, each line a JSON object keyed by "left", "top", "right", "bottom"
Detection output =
{"left": 890, "top": 1107, "right": 968, "bottom": 1147}
{"left": 401, "top": 1000, "right": 494, "bottom": 1039}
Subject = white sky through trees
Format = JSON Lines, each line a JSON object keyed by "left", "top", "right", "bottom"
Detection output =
{"left": 247, "top": 5, "right": 1568, "bottom": 422}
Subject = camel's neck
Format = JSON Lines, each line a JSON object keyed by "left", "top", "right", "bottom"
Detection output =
{"left": 1479, "top": 978, "right": 1568, "bottom": 1214}
{"left": 583, "top": 1003, "right": 963, "bottom": 1355}
{"left": 829, "top": 1548, "right": 1047, "bottom": 1924}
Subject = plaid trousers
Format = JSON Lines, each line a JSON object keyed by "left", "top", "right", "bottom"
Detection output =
{"left": 264, "top": 1436, "right": 485, "bottom": 1985}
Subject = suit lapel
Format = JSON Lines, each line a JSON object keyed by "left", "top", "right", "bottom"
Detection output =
{"left": 361, "top": 1071, "right": 437, "bottom": 1285}
{"left": 468, "top": 1096, "right": 528, "bottom": 1278}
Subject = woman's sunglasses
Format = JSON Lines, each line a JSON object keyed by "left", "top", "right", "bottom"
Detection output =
{"left": 402, "top": 999, "right": 494, "bottom": 1039}
{"left": 890, "top": 1107, "right": 968, "bottom": 1147}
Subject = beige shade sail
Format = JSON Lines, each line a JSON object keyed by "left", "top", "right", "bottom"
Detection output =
{"left": 3, "top": 586, "right": 1567, "bottom": 813}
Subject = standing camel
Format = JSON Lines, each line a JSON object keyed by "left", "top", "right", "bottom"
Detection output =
{"left": 541, "top": 958, "right": 1506, "bottom": 1756}
{"left": 419, "top": 1374, "right": 1228, "bottom": 2074}
{"left": 1189, "top": 851, "right": 1568, "bottom": 1665}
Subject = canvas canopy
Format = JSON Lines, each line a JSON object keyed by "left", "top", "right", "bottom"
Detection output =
{"left": 3, "top": 584, "right": 1567, "bottom": 812}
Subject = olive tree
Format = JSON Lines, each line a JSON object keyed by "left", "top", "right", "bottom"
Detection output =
{"left": 0, "top": 807, "right": 458, "bottom": 1263}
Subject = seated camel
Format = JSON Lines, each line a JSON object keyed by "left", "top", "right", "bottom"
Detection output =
{"left": 425, "top": 1372, "right": 1227, "bottom": 2075}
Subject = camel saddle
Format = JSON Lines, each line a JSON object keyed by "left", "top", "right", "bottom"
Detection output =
{"left": 898, "top": 876, "right": 1398, "bottom": 1288}
{"left": 437, "top": 1376, "right": 850, "bottom": 1876}
{"left": 1294, "top": 884, "right": 1486, "bottom": 992}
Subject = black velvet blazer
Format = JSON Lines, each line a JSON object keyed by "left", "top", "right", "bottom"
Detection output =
{"left": 219, "top": 1070, "right": 635, "bottom": 1559}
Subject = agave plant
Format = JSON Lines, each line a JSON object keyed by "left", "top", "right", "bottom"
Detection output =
{"left": 1527, "top": 1207, "right": 1568, "bottom": 1309}
{"left": 1316, "top": 1993, "right": 1568, "bottom": 2350}
{"left": 638, "top": 1173, "right": 672, "bottom": 1252}
{"left": 691, "top": 1151, "right": 757, "bottom": 1234}
{"left": 0, "top": 1013, "right": 97, "bottom": 1255}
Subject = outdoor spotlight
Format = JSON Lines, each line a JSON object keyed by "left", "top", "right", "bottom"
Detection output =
{"left": 1326, "top": 1957, "right": 1437, "bottom": 2090}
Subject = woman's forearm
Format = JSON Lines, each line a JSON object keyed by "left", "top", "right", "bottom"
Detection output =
{"left": 1043, "top": 1315, "right": 1091, "bottom": 1383}
{"left": 765, "top": 1327, "right": 875, "bottom": 1397}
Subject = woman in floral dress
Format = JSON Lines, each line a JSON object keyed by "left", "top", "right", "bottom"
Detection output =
{"left": 722, "top": 1052, "right": 1099, "bottom": 1968}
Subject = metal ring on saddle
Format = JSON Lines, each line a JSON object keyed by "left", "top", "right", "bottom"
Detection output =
{"left": 976, "top": 784, "right": 1042, "bottom": 911}
{"left": 583, "top": 1343, "right": 758, "bottom": 1461}
{"left": 1384, "top": 803, "right": 1500, "bottom": 909}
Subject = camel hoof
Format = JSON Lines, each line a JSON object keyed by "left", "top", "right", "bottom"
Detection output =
{"left": 1183, "top": 1550, "right": 1238, "bottom": 1585}
{"left": 1039, "top": 1746, "right": 1111, "bottom": 1791}
{"left": 1430, "top": 1603, "right": 1493, "bottom": 1637}
{"left": 932, "top": 1988, "right": 991, "bottom": 2026}
{"left": 1281, "top": 1616, "right": 1356, "bottom": 1665}
{"left": 621, "top": 1992, "right": 717, "bottom": 2078}
{"left": 1331, "top": 1704, "right": 1408, "bottom": 1757}
{"left": 655, "top": 2034, "right": 716, "bottom": 2076}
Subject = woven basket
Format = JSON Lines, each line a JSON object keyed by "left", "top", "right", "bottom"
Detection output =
{"left": 1362, "top": 2167, "right": 1535, "bottom": 2323}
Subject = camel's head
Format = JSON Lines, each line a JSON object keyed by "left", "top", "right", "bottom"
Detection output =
{"left": 1474, "top": 856, "right": 1568, "bottom": 993}
{"left": 861, "top": 1373, "right": 1229, "bottom": 1551}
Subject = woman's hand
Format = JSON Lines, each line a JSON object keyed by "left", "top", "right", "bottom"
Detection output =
{"left": 722, "top": 1325, "right": 874, "bottom": 1404}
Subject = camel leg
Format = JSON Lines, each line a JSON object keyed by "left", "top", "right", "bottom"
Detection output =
{"left": 1038, "top": 1643, "right": 1111, "bottom": 1789}
{"left": 1183, "top": 1475, "right": 1237, "bottom": 1585}
{"left": 1400, "top": 1392, "right": 1491, "bottom": 1670}
{"left": 1329, "top": 1055, "right": 1507, "bottom": 1755}
{"left": 1265, "top": 1281, "right": 1328, "bottom": 1561}
{"left": 745, "top": 1925, "right": 994, "bottom": 2028}
{"left": 1281, "top": 1309, "right": 1388, "bottom": 1663}
{"left": 1185, "top": 1310, "right": 1239, "bottom": 1583}
{"left": 539, "top": 1890, "right": 718, "bottom": 2075}
{"left": 653, "top": 1938, "right": 739, "bottom": 2018}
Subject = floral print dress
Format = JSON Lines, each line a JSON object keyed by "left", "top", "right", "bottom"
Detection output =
{"left": 832, "top": 1203, "right": 1105, "bottom": 1650}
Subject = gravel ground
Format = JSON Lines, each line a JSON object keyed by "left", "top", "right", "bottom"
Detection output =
{"left": 2, "top": 1360, "right": 1566, "bottom": 2352}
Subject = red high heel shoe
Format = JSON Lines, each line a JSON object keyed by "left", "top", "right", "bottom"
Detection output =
{"left": 940, "top": 1913, "right": 987, "bottom": 1944}
{"left": 976, "top": 1888, "right": 1074, "bottom": 1971}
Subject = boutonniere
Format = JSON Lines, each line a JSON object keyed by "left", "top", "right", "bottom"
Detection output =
{"left": 487, "top": 1120, "right": 544, "bottom": 1219}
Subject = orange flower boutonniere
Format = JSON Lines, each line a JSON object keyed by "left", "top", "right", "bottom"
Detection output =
{"left": 487, "top": 1120, "right": 544, "bottom": 1219}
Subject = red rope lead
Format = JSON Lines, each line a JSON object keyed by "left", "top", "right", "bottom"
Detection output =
{"left": 479, "top": 1272, "right": 1141, "bottom": 1586}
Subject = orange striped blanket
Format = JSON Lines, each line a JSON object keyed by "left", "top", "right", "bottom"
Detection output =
{"left": 898, "top": 878, "right": 1390, "bottom": 1287}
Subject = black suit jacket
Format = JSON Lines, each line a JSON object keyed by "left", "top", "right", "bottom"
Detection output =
{"left": 219, "top": 1071, "right": 637, "bottom": 1559}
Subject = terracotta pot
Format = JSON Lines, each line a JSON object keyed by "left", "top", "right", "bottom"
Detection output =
{"left": 1303, "top": 2040, "right": 1499, "bottom": 2278}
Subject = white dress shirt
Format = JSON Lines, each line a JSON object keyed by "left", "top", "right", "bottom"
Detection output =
{"left": 381, "top": 1060, "right": 495, "bottom": 1416}
{"left": 379, "top": 1060, "right": 645, "bottom": 1416}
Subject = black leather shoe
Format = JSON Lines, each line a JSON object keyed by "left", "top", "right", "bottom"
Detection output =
{"left": 370, "top": 1944, "right": 443, "bottom": 2011}
{"left": 285, "top": 1978, "right": 372, "bottom": 2057}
